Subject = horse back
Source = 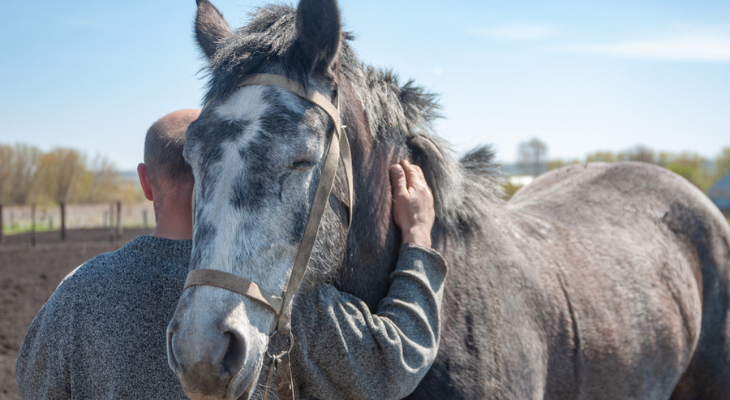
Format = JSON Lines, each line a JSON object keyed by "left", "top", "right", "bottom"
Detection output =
{"left": 509, "top": 162, "right": 730, "bottom": 399}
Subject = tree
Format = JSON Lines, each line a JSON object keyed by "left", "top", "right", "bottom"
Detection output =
{"left": 656, "top": 152, "right": 672, "bottom": 168}
{"left": 34, "top": 148, "right": 87, "bottom": 204}
{"left": 666, "top": 152, "right": 714, "bottom": 193}
{"left": 716, "top": 147, "right": 730, "bottom": 180}
{"left": 0, "top": 144, "right": 14, "bottom": 205}
{"left": 547, "top": 158, "right": 580, "bottom": 171}
{"left": 586, "top": 151, "right": 617, "bottom": 163}
{"left": 502, "top": 181, "right": 522, "bottom": 199}
{"left": 34, "top": 148, "right": 87, "bottom": 240}
{"left": 0, "top": 143, "right": 131, "bottom": 206}
{"left": 619, "top": 145, "right": 655, "bottom": 163}
{"left": 517, "top": 138, "right": 548, "bottom": 176}
{"left": 74, "top": 154, "right": 122, "bottom": 203}
{"left": 10, "top": 143, "right": 42, "bottom": 205}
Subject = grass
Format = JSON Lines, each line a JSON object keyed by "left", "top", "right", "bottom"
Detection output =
{"left": 3, "top": 224, "right": 57, "bottom": 236}
{"left": 1, "top": 223, "right": 154, "bottom": 236}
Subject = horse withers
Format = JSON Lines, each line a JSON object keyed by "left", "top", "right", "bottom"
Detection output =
{"left": 166, "top": 0, "right": 730, "bottom": 398}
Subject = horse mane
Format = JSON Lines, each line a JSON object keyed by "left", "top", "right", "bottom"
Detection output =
{"left": 204, "top": 4, "right": 503, "bottom": 237}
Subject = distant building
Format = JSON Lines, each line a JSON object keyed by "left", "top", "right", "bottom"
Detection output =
{"left": 709, "top": 175, "right": 730, "bottom": 218}
{"left": 499, "top": 163, "right": 548, "bottom": 178}
{"left": 507, "top": 175, "right": 534, "bottom": 187}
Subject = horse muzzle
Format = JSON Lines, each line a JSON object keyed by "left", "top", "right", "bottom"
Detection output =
{"left": 167, "top": 291, "right": 268, "bottom": 400}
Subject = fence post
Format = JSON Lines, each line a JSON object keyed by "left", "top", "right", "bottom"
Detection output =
{"left": 60, "top": 202, "right": 67, "bottom": 241}
{"left": 116, "top": 201, "right": 123, "bottom": 238}
{"left": 109, "top": 203, "right": 115, "bottom": 242}
{"left": 31, "top": 204, "right": 36, "bottom": 246}
{"left": 0, "top": 204, "right": 3, "bottom": 244}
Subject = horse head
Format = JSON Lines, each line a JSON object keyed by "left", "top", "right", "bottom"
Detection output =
{"left": 166, "top": 0, "right": 353, "bottom": 398}
{"left": 165, "top": 0, "right": 479, "bottom": 397}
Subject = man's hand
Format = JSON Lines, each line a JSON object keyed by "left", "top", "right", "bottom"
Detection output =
{"left": 390, "top": 160, "right": 435, "bottom": 247}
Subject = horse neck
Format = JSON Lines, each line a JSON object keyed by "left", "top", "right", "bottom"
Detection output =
{"left": 332, "top": 84, "right": 407, "bottom": 309}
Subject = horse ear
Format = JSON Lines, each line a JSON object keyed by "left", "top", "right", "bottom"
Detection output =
{"left": 195, "top": 0, "right": 232, "bottom": 59}
{"left": 295, "top": 0, "right": 343, "bottom": 75}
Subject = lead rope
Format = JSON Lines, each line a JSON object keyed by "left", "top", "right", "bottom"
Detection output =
{"left": 186, "top": 73, "right": 353, "bottom": 400}
{"left": 262, "top": 333, "right": 292, "bottom": 400}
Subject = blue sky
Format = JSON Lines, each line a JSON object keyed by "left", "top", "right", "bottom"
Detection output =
{"left": 1, "top": 0, "right": 728, "bottom": 170}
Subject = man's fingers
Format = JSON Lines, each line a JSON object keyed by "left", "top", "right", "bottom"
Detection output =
{"left": 390, "top": 164, "right": 408, "bottom": 199}
{"left": 401, "top": 160, "right": 426, "bottom": 190}
{"left": 413, "top": 164, "right": 427, "bottom": 187}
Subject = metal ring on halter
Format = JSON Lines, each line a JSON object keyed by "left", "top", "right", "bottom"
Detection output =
{"left": 266, "top": 330, "right": 294, "bottom": 359}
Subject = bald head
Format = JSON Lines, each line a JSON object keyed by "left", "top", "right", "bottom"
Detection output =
{"left": 144, "top": 109, "right": 200, "bottom": 188}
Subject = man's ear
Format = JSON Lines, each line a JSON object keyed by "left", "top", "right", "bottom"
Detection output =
{"left": 137, "top": 163, "right": 154, "bottom": 201}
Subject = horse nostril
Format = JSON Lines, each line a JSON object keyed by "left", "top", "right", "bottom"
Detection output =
{"left": 221, "top": 330, "right": 246, "bottom": 375}
{"left": 167, "top": 329, "right": 183, "bottom": 378}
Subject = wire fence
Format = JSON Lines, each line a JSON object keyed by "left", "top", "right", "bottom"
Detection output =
{"left": 0, "top": 202, "right": 155, "bottom": 244}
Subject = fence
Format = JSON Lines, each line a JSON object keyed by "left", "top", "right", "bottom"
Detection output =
{"left": 0, "top": 202, "right": 155, "bottom": 244}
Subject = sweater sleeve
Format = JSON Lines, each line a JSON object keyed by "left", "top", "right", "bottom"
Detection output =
{"left": 290, "top": 243, "right": 448, "bottom": 400}
{"left": 15, "top": 278, "right": 76, "bottom": 400}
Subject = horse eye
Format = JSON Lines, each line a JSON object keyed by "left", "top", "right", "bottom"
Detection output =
{"left": 291, "top": 160, "right": 314, "bottom": 170}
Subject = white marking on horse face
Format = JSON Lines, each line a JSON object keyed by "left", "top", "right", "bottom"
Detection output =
{"left": 215, "top": 84, "right": 307, "bottom": 123}
{"left": 198, "top": 86, "right": 313, "bottom": 292}
{"left": 214, "top": 86, "right": 268, "bottom": 122}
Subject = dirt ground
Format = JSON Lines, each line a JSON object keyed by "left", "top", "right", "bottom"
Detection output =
{"left": 0, "top": 228, "right": 152, "bottom": 400}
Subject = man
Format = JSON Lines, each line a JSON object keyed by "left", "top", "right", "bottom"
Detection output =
{"left": 16, "top": 109, "right": 447, "bottom": 399}
{"left": 17, "top": 109, "right": 200, "bottom": 399}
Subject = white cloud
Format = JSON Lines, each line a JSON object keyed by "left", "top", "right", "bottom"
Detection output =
{"left": 473, "top": 24, "right": 555, "bottom": 41}
{"left": 432, "top": 67, "right": 443, "bottom": 76}
{"left": 551, "top": 35, "right": 730, "bottom": 62}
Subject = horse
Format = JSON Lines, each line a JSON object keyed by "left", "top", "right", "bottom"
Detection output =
{"left": 166, "top": 0, "right": 730, "bottom": 398}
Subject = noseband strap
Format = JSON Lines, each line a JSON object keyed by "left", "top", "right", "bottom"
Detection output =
{"left": 184, "top": 269, "right": 283, "bottom": 316}
{"left": 184, "top": 73, "right": 354, "bottom": 400}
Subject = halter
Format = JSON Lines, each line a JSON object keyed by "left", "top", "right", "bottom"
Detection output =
{"left": 183, "top": 73, "right": 353, "bottom": 400}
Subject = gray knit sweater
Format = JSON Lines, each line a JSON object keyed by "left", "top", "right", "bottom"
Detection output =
{"left": 16, "top": 236, "right": 447, "bottom": 400}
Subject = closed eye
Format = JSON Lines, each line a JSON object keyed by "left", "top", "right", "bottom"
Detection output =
{"left": 291, "top": 160, "right": 314, "bottom": 170}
